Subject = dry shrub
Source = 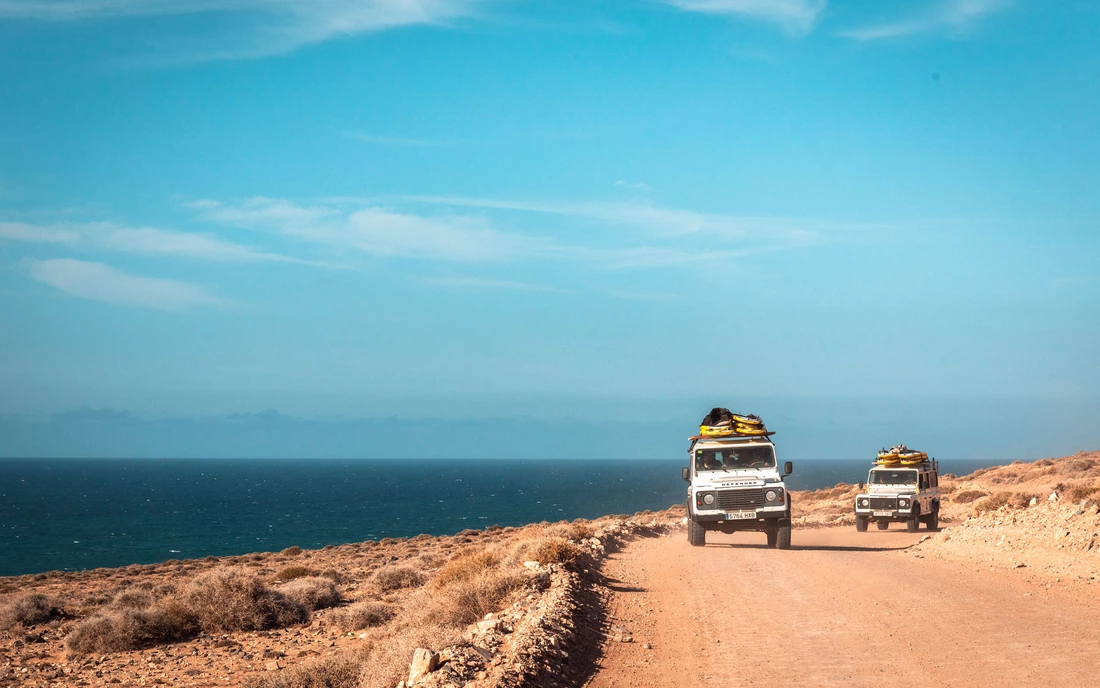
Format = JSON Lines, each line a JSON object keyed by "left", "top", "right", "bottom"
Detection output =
{"left": 987, "top": 472, "right": 1019, "bottom": 485}
{"left": 245, "top": 653, "right": 367, "bottom": 688}
{"left": 182, "top": 568, "right": 307, "bottom": 632}
{"left": 434, "top": 551, "right": 499, "bottom": 587}
{"left": 111, "top": 590, "right": 154, "bottom": 609}
{"left": 280, "top": 577, "right": 340, "bottom": 611}
{"left": 430, "top": 571, "right": 525, "bottom": 627}
{"left": 1057, "top": 459, "right": 1096, "bottom": 475}
{"left": 371, "top": 566, "right": 423, "bottom": 592}
{"left": 357, "top": 625, "right": 457, "bottom": 688}
{"left": 973, "top": 492, "right": 1038, "bottom": 515}
{"left": 65, "top": 601, "right": 199, "bottom": 653}
{"left": 280, "top": 546, "right": 303, "bottom": 556}
{"left": 567, "top": 521, "right": 594, "bottom": 541}
{"left": 953, "top": 490, "right": 988, "bottom": 504}
{"left": 1067, "top": 484, "right": 1100, "bottom": 501}
{"left": 331, "top": 601, "right": 395, "bottom": 631}
{"left": 530, "top": 537, "right": 583, "bottom": 566}
{"left": 275, "top": 566, "right": 318, "bottom": 582}
{"left": 0, "top": 593, "right": 65, "bottom": 629}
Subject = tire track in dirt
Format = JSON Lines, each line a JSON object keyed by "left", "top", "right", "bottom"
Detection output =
{"left": 585, "top": 528, "right": 1100, "bottom": 688}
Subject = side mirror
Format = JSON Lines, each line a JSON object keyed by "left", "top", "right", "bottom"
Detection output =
{"left": 858, "top": 482, "right": 865, "bottom": 490}
{"left": 682, "top": 467, "right": 690, "bottom": 482}
{"left": 783, "top": 461, "right": 793, "bottom": 477}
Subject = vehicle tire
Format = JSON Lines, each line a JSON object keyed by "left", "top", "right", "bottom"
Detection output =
{"left": 906, "top": 508, "right": 920, "bottom": 533}
{"left": 688, "top": 519, "right": 706, "bottom": 547}
{"left": 775, "top": 524, "right": 791, "bottom": 550}
{"left": 855, "top": 515, "right": 868, "bottom": 532}
{"left": 766, "top": 525, "right": 778, "bottom": 547}
{"left": 876, "top": 520, "right": 889, "bottom": 530}
{"left": 927, "top": 503, "right": 939, "bottom": 531}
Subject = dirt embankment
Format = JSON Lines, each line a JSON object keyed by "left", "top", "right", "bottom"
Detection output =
{"left": 0, "top": 509, "right": 682, "bottom": 688}
{"left": 793, "top": 450, "right": 1100, "bottom": 525}
{"left": 792, "top": 450, "right": 1100, "bottom": 588}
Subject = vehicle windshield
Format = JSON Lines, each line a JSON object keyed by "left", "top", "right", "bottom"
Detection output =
{"left": 695, "top": 446, "right": 775, "bottom": 471}
{"left": 869, "top": 469, "right": 918, "bottom": 485}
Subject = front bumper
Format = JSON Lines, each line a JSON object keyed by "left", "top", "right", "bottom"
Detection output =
{"left": 693, "top": 506, "right": 789, "bottom": 523}
{"left": 854, "top": 495, "right": 917, "bottom": 519}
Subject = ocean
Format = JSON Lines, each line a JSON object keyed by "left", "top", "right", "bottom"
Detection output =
{"left": 0, "top": 457, "right": 1008, "bottom": 577}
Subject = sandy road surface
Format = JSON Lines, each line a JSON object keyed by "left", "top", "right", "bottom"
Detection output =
{"left": 585, "top": 528, "right": 1100, "bottom": 688}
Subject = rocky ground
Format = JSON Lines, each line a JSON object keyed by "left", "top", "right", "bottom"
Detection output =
{"left": 792, "top": 450, "right": 1100, "bottom": 590}
{"left": 3, "top": 450, "right": 1098, "bottom": 688}
{"left": 0, "top": 510, "right": 682, "bottom": 688}
{"left": 792, "top": 450, "right": 1100, "bottom": 527}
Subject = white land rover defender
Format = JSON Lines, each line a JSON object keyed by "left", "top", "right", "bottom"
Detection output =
{"left": 682, "top": 436, "right": 794, "bottom": 549}
{"left": 853, "top": 460, "right": 941, "bottom": 533}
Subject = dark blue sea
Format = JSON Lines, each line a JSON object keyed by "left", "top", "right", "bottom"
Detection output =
{"left": 0, "top": 458, "right": 1007, "bottom": 577}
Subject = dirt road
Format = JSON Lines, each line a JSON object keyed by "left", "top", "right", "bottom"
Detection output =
{"left": 585, "top": 528, "right": 1100, "bottom": 688}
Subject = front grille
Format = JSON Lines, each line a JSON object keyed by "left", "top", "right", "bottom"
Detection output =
{"left": 869, "top": 497, "right": 896, "bottom": 510}
{"left": 716, "top": 488, "right": 764, "bottom": 510}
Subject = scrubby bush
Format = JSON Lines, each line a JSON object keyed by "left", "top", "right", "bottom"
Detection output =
{"left": 530, "top": 537, "right": 583, "bottom": 566}
{"left": 280, "top": 577, "right": 340, "bottom": 611}
{"left": 371, "top": 566, "right": 423, "bottom": 592}
{"left": 1067, "top": 484, "right": 1100, "bottom": 502}
{"left": 331, "top": 601, "right": 395, "bottom": 631}
{"left": 111, "top": 590, "right": 154, "bottom": 609}
{"left": 430, "top": 571, "right": 525, "bottom": 627}
{"left": 567, "top": 521, "right": 594, "bottom": 541}
{"left": 182, "top": 568, "right": 307, "bottom": 632}
{"left": 244, "top": 653, "right": 365, "bottom": 688}
{"left": 434, "top": 551, "right": 499, "bottom": 587}
{"left": 280, "top": 546, "right": 302, "bottom": 556}
{"left": 973, "top": 492, "right": 1038, "bottom": 515}
{"left": 275, "top": 566, "right": 318, "bottom": 582}
{"left": 0, "top": 593, "right": 65, "bottom": 629}
{"left": 953, "top": 490, "right": 988, "bottom": 504}
{"left": 65, "top": 601, "right": 199, "bottom": 653}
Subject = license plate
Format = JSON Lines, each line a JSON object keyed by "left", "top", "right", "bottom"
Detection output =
{"left": 725, "top": 510, "right": 756, "bottom": 520}
{"left": 873, "top": 510, "right": 893, "bottom": 517}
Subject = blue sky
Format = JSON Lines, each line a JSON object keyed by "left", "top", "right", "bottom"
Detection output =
{"left": 1, "top": 1, "right": 1098, "bottom": 454}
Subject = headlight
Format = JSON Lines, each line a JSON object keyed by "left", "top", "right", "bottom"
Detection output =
{"left": 703, "top": 494, "right": 715, "bottom": 505}
{"left": 898, "top": 498, "right": 910, "bottom": 508}
{"left": 765, "top": 490, "right": 777, "bottom": 502}
{"left": 858, "top": 498, "right": 869, "bottom": 508}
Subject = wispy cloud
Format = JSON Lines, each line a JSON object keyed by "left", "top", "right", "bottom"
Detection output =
{"left": 0, "top": 0, "right": 489, "bottom": 60}
{"left": 193, "top": 196, "right": 555, "bottom": 262}
{"left": 614, "top": 180, "right": 652, "bottom": 192}
{"left": 402, "top": 195, "right": 828, "bottom": 244}
{"left": 23, "top": 258, "right": 220, "bottom": 310}
{"left": 421, "top": 275, "right": 563, "bottom": 292}
{"left": 195, "top": 194, "right": 844, "bottom": 271}
{"left": 663, "top": 0, "right": 827, "bottom": 32}
{"left": 0, "top": 219, "right": 304, "bottom": 263}
{"left": 0, "top": 221, "right": 79, "bottom": 244}
{"left": 839, "top": 0, "right": 1007, "bottom": 41}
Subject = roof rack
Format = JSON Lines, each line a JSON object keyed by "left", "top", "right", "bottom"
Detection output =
{"left": 688, "top": 433, "right": 775, "bottom": 453}
{"left": 690, "top": 432, "right": 775, "bottom": 441}
{"left": 871, "top": 457, "right": 938, "bottom": 470}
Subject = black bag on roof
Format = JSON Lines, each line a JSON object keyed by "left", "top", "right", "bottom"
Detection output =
{"left": 701, "top": 407, "right": 735, "bottom": 427}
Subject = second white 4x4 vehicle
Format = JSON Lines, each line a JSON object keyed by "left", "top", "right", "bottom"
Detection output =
{"left": 853, "top": 458, "right": 941, "bottom": 533}
{"left": 682, "top": 436, "right": 794, "bottom": 549}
